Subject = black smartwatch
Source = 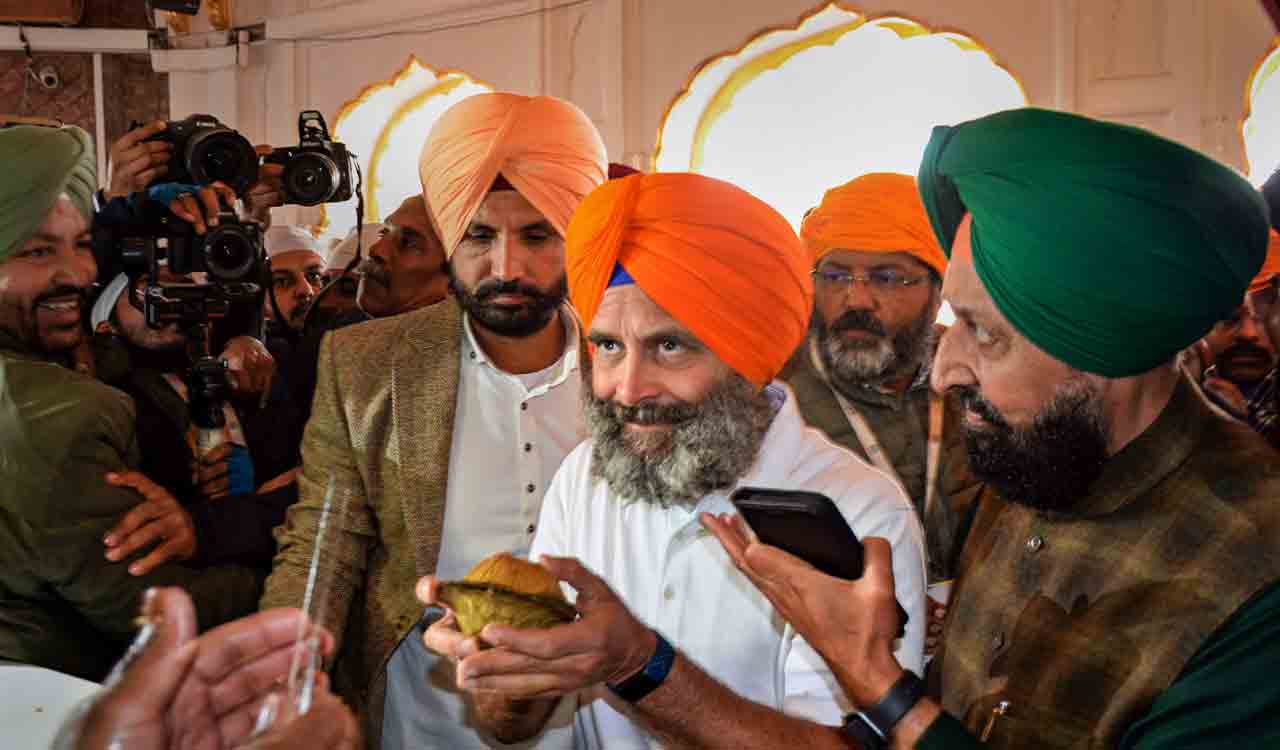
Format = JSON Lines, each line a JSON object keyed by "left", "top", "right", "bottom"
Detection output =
{"left": 608, "top": 630, "right": 675, "bottom": 703}
{"left": 840, "top": 670, "right": 925, "bottom": 749}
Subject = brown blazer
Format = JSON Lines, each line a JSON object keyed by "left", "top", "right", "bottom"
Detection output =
{"left": 261, "top": 301, "right": 463, "bottom": 747}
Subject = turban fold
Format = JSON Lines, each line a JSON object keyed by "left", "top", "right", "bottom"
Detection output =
{"left": 801, "top": 172, "right": 946, "bottom": 277}
{"left": 419, "top": 93, "right": 607, "bottom": 256}
{"left": 1249, "top": 230, "right": 1280, "bottom": 294}
{"left": 567, "top": 172, "right": 812, "bottom": 387}
{"left": 919, "top": 107, "right": 1269, "bottom": 377}
{"left": 0, "top": 125, "right": 96, "bottom": 262}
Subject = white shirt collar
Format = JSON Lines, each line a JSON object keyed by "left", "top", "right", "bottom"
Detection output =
{"left": 461, "top": 304, "right": 581, "bottom": 392}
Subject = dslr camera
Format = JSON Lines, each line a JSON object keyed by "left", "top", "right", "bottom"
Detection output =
{"left": 138, "top": 114, "right": 260, "bottom": 195}
{"left": 264, "top": 110, "right": 353, "bottom": 206}
{"left": 95, "top": 204, "right": 265, "bottom": 329}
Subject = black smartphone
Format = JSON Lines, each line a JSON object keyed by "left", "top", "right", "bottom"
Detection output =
{"left": 729, "top": 486, "right": 908, "bottom": 633}
{"left": 730, "top": 487, "right": 865, "bottom": 579}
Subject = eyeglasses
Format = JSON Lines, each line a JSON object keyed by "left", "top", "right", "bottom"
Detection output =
{"left": 811, "top": 267, "right": 928, "bottom": 293}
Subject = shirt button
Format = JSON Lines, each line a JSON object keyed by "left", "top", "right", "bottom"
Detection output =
{"left": 663, "top": 587, "right": 674, "bottom": 601}
{"left": 1026, "top": 535, "right": 1044, "bottom": 553}
{"left": 468, "top": 351, "right": 476, "bottom": 360}
{"left": 527, "top": 523, "right": 537, "bottom": 534}
{"left": 991, "top": 632, "right": 1005, "bottom": 651}
{"left": 524, "top": 443, "right": 532, "bottom": 452}
{"left": 521, "top": 402, "right": 528, "bottom": 411}
{"left": 526, "top": 483, "right": 536, "bottom": 493}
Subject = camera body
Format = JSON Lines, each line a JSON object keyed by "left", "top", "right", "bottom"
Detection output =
{"left": 139, "top": 114, "right": 259, "bottom": 195}
{"left": 264, "top": 110, "right": 353, "bottom": 206}
{"left": 95, "top": 205, "right": 265, "bottom": 329}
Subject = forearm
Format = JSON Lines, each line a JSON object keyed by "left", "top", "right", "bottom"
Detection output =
{"left": 471, "top": 692, "right": 562, "bottom": 744}
{"left": 632, "top": 654, "right": 850, "bottom": 750}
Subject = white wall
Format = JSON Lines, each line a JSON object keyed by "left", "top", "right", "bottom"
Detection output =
{"left": 166, "top": 0, "right": 1277, "bottom": 186}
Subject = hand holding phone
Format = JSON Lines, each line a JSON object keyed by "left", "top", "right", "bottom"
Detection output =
{"left": 729, "top": 486, "right": 909, "bottom": 635}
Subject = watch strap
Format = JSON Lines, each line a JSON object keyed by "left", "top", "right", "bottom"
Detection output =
{"left": 862, "top": 670, "right": 925, "bottom": 739}
{"left": 608, "top": 630, "right": 675, "bottom": 703}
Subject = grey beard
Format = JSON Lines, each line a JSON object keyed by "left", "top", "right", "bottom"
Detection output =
{"left": 817, "top": 306, "right": 936, "bottom": 390}
{"left": 582, "top": 373, "right": 775, "bottom": 508}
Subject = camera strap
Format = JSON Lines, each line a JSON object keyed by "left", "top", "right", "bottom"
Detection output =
{"left": 807, "top": 338, "right": 943, "bottom": 521}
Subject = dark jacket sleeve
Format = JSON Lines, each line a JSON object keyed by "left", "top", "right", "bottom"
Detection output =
{"left": 37, "top": 382, "right": 263, "bottom": 639}
{"left": 187, "top": 483, "right": 298, "bottom": 568}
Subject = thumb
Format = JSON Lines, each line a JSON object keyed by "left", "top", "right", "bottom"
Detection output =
{"left": 540, "top": 555, "right": 609, "bottom": 605}
{"left": 109, "top": 587, "right": 198, "bottom": 703}
{"left": 861, "top": 537, "right": 896, "bottom": 590}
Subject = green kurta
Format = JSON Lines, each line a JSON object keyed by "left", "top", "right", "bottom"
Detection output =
{"left": 0, "top": 330, "right": 262, "bottom": 681}
{"left": 915, "top": 378, "right": 1280, "bottom": 748}
{"left": 917, "top": 581, "right": 1280, "bottom": 749}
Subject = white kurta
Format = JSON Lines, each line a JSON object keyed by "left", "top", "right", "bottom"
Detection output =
{"left": 382, "top": 309, "right": 585, "bottom": 750}
{"left": 529, "top": 383, "right": 928, "bottom": 750}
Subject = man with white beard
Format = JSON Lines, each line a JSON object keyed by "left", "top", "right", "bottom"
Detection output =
{"left": 420, "top": 172, "right": 926, "bottom": 749}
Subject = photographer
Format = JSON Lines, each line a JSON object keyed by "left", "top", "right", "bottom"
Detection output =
{"left": 90, "top": 262, "right": 297, "bottom": 571}
{"left": 0, "top": 123, "right": 261, "bottom": 683}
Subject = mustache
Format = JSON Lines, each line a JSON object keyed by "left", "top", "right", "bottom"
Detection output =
{"left": 600, "top": 399, "right": 700, "bottom": 427}
{"left": 356, "top": 259, "right": 388, "bottom": 286}
{"left": 1221, "top": 343, "right": 1273, "bottom": 360}
{"left": 830, "top": 309, "right": 886, "bottom": 337}
{"left": 951, "top": 385, "right": 1011, "bottom": 430}
{"left": 474, "top": 279, "right": 552, "bottom": 303}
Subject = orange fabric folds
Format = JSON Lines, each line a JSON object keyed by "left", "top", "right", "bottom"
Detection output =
{"left": 1249, "top": 230, "right": 1280, "bottom": 294}
{"left": 800, "top": 172, "right": 947, "bottom": 277}
{"left": 418, "top": 93, "right": 608, "bottom": 256}
{"left": 567, "top": 172, "right": 813, "bottom": 387}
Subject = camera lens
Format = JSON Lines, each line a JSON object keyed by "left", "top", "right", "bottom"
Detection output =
{"left": 284, "top": 152, "right": 340, "bottom": 206}
{"left": 186, "top": 128, "right": 259, "bottom": 194}
{"left": 202, "top": 226, "right": 258, "bottom": 281}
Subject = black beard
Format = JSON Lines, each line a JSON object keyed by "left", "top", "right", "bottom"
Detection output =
{"left": 953, "top": 382, "right": 1110, "bottom": 514}
{"left": 582, "top": 362, "right": 775, "bottom": 508}
{"left": 450, "top": 274, "right": 566, "bottom": 338}
{"left": 814, "top": 299, "right": 936, "bottom": 389}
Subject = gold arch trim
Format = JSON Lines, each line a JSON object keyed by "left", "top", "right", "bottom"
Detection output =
{"left": 654, "top": 1, "right": 1028, "bottom": 172}
{"left": 1241, "top": 38, "right": 1280, "bottom": 177}
{"left": 366, "top": 74, "right": 473, "bottom": 220}
{"left": 318, "top": 56, "right": 493, "bottom": 235}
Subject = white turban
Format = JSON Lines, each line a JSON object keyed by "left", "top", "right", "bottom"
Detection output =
{"left": 327, "top": 223, "right": 382, "bottom": 271}
{"left": 264, "top": 225, "right": 321, "bottom": 258}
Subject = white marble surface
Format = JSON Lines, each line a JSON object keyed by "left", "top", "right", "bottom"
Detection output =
{"left": 0, "top": 665, "right": 100, "bottom": 748}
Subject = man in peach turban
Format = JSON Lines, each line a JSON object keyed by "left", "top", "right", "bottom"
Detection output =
{"left": 417, "top": 172, "right": 927, "bottom": 749}
{"left": 783, "top": 172, "right": 978, "bottom": 590}
{"left": 264, "top": 92, "right": 609, "bottom": 747}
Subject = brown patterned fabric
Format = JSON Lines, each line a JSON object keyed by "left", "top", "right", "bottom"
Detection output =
{"left": 261, "top": 302, "right": 463, "bottom": 748}
{"left": 933, "top": 376, "right": 1280, "bottom": 748}
{"left": 781, "top": 344, "right": 980, "bottom": 581}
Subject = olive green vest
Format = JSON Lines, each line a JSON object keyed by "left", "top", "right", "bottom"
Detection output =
{"left": 934, "top": 378, "right": 1280, "bottom": 748}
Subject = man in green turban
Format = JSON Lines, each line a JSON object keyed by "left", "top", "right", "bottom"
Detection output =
{"left": 0, "top": 124, "right": 261, "bottom": 681}
{"left": 704, "top": 108, "right": 1280, "bottom": 749}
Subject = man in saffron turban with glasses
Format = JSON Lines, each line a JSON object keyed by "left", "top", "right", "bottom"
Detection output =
{"left": 418, "top": 171, "right": 926, "bottom": 749}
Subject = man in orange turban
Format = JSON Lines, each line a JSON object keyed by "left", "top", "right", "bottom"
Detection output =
{"left": 264, "top": 92, "right": 609, "bottom": 747}
{"left": 1241, "top": 229, "right": 1280, "bottom": 448}
{"left": 783, "top": 173, "right": 978, "bottom": 596}
{"left": 416, "top": 172, "right": 927, "bottom": 749}
{"left": 419, "top": 92, "right": 608, "bottom": 257}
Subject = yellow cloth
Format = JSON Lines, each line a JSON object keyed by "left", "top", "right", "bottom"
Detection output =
{"left": 1249, "top": 230, "right": 1280, "bottom": 294}
{"left": 418, "top": 93, "right": 608, "bottom": 256}
{"left": 567, "top": 172, "right": 812, "bottom": 387}
{"left": 800, "top": 172, "right": 946, "bottom": 277}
